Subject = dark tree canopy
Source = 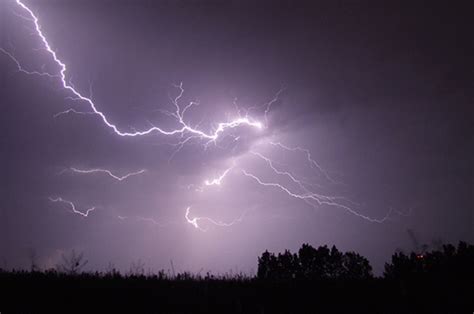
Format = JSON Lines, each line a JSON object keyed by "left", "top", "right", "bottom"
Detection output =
{"left": 384, "top": 241, "right": 474, "bottom": 283}
{"left": 257, "top": 244, "right": 373, "bottom": 280}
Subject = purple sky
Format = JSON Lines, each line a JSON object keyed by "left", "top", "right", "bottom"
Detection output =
{"left": 1, "top": 0, "right": 473, "bottom": 274}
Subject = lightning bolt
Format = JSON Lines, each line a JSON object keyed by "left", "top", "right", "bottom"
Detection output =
{"left": 249, "top": 151, "right": 353, "bottom": 203}
{"left": 4, "top": 0, "right": 264, "bottom": 144}
{"left": 68, "top": 167, "right": 146, "bottom": 181}
{"left": 193, "top": 147, "right": 402, "bottom": 226}
{"left": 0, "top": 47, "right": 57, "bottom": 78}
{"left": 262, "top": 87, "right": 285, "bottom": 125}
{"left": 53, "top": 109, "right": 95, "bottom": 118}
{"left": 269, "top": 141, "right": 340, "bottom": 184}
{"left": 185, "top": 207, "right": 247, "bottom": 232}
{"left": 48, "top": 197, "right": 96, "bottom": 217}
{"left": 4, "top": 0, "right": 408, "bottom": 229}
{"left": 204, "top": 163, "right": 235, "bottom": 187}
{"left": 241, "top": 168, "right": 391, "bottom": 224}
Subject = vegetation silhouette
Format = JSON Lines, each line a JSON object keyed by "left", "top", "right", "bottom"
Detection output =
{"left": 0, "top": 242, "right": 472, "bottom": 313}
{"left": 56, "top": 249, "right": 88, "bottom": 275}
{"left": 257, "top": 244, "right": 372, "bottom": 280}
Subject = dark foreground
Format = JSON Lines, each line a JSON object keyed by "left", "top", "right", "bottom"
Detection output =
{"left": 0, "top": 273, "right": 472, "bottom": 313}
{"left": 0, "top": 242, "right": 472, "bottom": 313}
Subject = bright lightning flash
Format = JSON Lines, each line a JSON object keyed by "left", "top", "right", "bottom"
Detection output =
{"left": 185, "top": 207, "right": 246, "bottom": 231}
{"left": 4, "top": 0, "right": 407, "bottom": 230}
{"left": 204, "top": 163, "right": 235, "bottom": 186}
{"left": 69, "top": 167, "right": 146, "bottom": 181}
{"left": 4, "top": 0, "right": 263, "bottom": 145}
{"left": 49, "top": 197, "right": 96, "bottom": 217}
{"left": 240, "top": 149, "right": 395, "bottom": 223}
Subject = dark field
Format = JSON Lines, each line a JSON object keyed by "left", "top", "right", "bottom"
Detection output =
{"left": 1, "top": 242, "right": 472, "bottom": 313}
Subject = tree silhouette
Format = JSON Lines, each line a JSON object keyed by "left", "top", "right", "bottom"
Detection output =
{"left": 277, "top": 250, "right": 300, "bottom": 279}
{"left": 384, "top": 241, "right": 474, "bottom": 282}
{"left": 257, "top": 250, "right": 277, "bottom": 279}
{"left": 298, "top": 243, "right": 322, "bottom": 279}
{"left": 341, "top": 251, "right": 372, "bottom": 280}
{"left": 258, "top": 243, "right": 373, "bottom": 280}
{"left": 57, "top": 249, "right": 88, "bottom": 275}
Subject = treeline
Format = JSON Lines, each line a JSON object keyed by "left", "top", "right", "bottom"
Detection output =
{"left": 257, "top": 244, "right": 372, "bottom": 280}
{"left": 257, "top": 241, "right": 474, "bottom": 282}
{"left": 0, "top": 242, "right": 472, "bottom": 313}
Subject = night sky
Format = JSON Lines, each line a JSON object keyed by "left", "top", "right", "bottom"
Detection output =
{"left": 1, "top": 0, "right": 473, "bottom": 275}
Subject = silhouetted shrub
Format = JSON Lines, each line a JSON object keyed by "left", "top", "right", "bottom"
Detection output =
{"left": 56, "top": 249, "right": 88, "bottom": 275}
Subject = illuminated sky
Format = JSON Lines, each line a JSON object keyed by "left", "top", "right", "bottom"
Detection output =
{"left": 1, "top": 0, "right": 472, "bottom": 274}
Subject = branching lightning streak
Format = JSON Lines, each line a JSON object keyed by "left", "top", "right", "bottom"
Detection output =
{"left": 249, "top": 151, "right": 354, "bottom": 204}
{"left": 263, "top": 87, "right": 285, "bottom": 125}
{"left": 241, "top": 169, "right": 390, "bottom": 223}
{"left": 269, "top": 141, "right": 339, "bottom": 184}
{"left": 48, "top": 197, "right": 96, "bottom": 217}
{"left": 53, "top": 109, "right": 95, "bottom": 118}
{"left": 241, "top": 87, "right": 285, "bottom": 125}
{"left": 4, "top": 0, "right": 264, "bottom": 142}
{"left": 0, "top": 47, "right": 57, "bottom": 78}
{"left": 204, "top": 163, "right": 235, "bottom": 186}
{"left": 185, "top": 207, "right": 246, "bottom": 231}
{"left": 69, "top": 167, "right": 146, "bottom": 181}
{"left": 5, "top": 1, "right": 404, "bottom": 228}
